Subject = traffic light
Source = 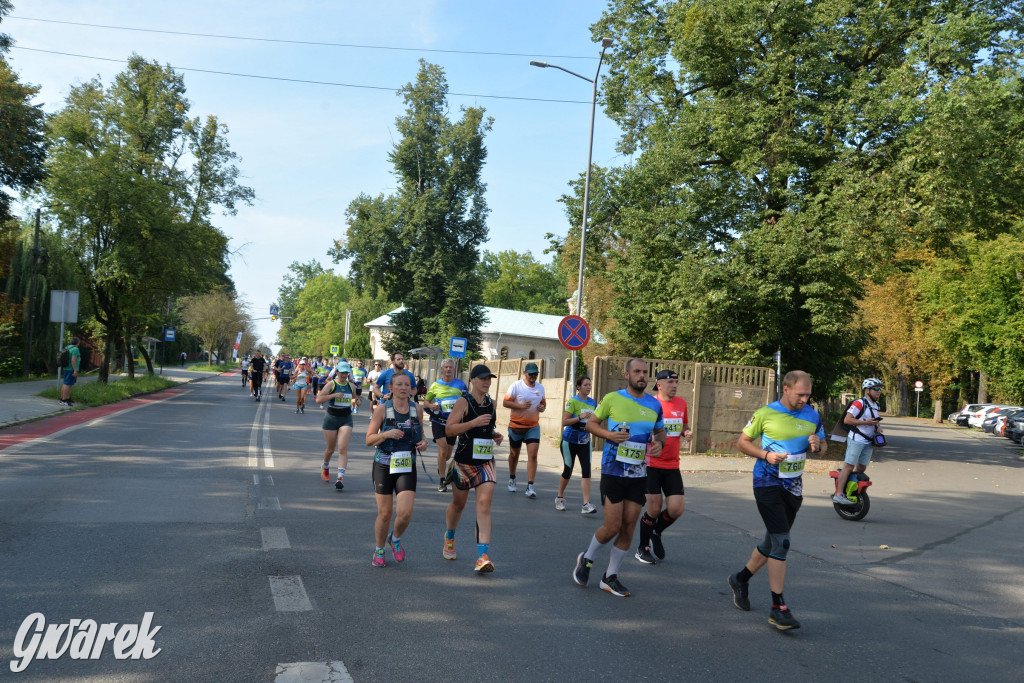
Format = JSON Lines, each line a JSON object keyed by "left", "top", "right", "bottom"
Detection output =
{"left": 271, "top": 315, "right": 277, "bottom": 321}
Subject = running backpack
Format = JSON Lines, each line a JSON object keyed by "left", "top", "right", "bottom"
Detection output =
{"left": 58, "top": 348, "right": 70, "bottom": 368}
{"left": 828, "top": 399, "right": 870, "bottom": 443}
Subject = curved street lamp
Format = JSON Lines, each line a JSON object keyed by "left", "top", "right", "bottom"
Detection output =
{"left": 532, "top": 37, "right": 613, "bottom": 390}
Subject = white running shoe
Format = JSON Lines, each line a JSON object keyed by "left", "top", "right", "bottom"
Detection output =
{"left": 555, "top": 496, "right": 566, "bottom": 511}
{"left": 581, "top": 502, "right": 597, "bottom": 514}
{"left": 524, "top": 485, "right": 537, "bottom": 499}
{"left": 507, "top": 479, "right": 517, "bottom": 493}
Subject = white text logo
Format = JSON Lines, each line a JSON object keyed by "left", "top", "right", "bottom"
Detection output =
{"left": 10, "top": 612, "right": 162, "bottom": 673}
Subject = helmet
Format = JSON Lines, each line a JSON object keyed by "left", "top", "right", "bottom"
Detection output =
{"left": 862, "top": 378, "right": 884, "bottom": 391}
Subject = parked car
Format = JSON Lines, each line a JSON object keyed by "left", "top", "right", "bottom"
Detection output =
{"left": 982, "top": 407, "right": 1020, "bottom": 433}
{"left": 957, "top": 403, "right": 991, "bottom": 427}
{"left": 1011, "top": 417, "right": 1024, "bottom": 443}
{"left": 948, "top": 411, "right": 961, "bottom": 424}
{"left": 968, "top": 405, "right": 1008, "bottom": 428}
{"left": 997, "top": 409, "right": 1024, "bottom": 437}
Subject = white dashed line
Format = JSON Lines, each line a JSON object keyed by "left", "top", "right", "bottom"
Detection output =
{"left": 263, "top": 408, "right": 275, "bottom": 468}
{"left": 268, "top": 576, "right": 313, "bottom": 611}
{"left": 261, "top": 527, "right": 290, "bottom": 550}
{"left": 275, "top": 661, "right": 353, "bottom": 682}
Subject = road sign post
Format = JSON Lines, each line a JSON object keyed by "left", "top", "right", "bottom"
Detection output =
{"left": 558, "top": 315, "right": 591, "bottom": 391}
{"left": 449, "top": 337, "right": 467, "bottom": 359}
{"left": 915, "top": 380, "right": 924, "bottom": 418}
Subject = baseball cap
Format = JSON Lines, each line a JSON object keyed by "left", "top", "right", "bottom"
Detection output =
{"left": 471, "top": 364, "right": 498, "bottom": 380}
{"left": 336, "top": 362, "right": 352, "bottom": 374}
{"left": 655, "top": 369, "right": 678, "bottom": 381}
{"left": 524, "top": 362, "right": 539, "bottom": 375}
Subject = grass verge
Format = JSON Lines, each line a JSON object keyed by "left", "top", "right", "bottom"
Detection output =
{"left": 188, "top": 362, "right": 239, "bottom": 373}
{"left": 37, "top": 375, "right": 178, "bottom": 408}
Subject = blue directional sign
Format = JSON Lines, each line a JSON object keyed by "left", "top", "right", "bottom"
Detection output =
{"left": 164, "top": 327, "right": 176, "bottom": 342}
{"left": 558, "top": 316, "right": 590, "bottom": 351}
{"left": 449, "top": 336, "right": 468, "bottom": 358}
{"left": 270, "top": 304, "right": 280, "bottom": 316}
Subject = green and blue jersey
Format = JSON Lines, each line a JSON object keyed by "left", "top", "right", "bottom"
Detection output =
{"left": 593, "top": 390, "right": 664, "bottom": 478}
{"left": 425, "top": 379, "right": 468, "bottom": 424}
{"left": 562, "top": 394, "right": 597, "bottom": 444}
{"left": 742, "top": 400, "right": 825, "bottom": 495}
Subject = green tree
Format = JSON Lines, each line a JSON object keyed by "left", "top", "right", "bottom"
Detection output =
{"left": 336, "top": 60, "right": 492, "bottom": 355}
{"left": 476, "top": 249, "right": 566, "bottom": 315}
{"left": 42, "top": 55, "right": 253, "bottom": 381}
{"left": 179, "top": 289, "right": 252, "bottom": 364}
{"left": 277, "top": 260, "right": 325, "bottom": 320}
{"left": 566, "top": 0, "right": 1024, "bottom": 391}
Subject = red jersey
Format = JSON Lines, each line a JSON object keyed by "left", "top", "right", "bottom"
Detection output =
{"left": 649, "top": 395, "right": 688, "bottom": 469}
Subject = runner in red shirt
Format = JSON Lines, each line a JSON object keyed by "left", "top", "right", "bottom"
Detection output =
{"left": 636, "top": 369, "right": 693, "bottom": 565}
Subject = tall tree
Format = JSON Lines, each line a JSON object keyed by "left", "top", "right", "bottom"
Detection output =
{"left": 42, "top": 55, "right": 253, "bottom": 381}
{"left": 179, "top": 289, "right": 252, "bottom": 364}
{"left": 563, "top": 0, "right": 1024, "bottom": 392}
{"left": 336, "top": 60, "right": 492, "bottom": 355}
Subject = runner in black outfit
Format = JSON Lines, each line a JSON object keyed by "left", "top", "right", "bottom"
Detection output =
{"left": 249, "top": 352, "right": 266, "bottom": 401}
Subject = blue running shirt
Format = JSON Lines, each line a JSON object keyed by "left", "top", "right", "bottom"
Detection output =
{"left": 742, "top": 401, "right": 825, "bottom": 496}
{"left": 593, "top": 390, "right": 664, "bottom": 478}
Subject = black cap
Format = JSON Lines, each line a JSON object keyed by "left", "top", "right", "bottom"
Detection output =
{"left": 471, "top": 364, "right": 498, "bottom": 380}
{"left": 655, "top": 369, "right": 678, "bottom": 381}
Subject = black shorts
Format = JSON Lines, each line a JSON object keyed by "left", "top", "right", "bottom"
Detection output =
{"left": 753, "top": 485, "right": 802, "bottom": 534}
{"left": 600, "top": 474, "right": 646, "bottom": 506}
{"left": 560, "top": 441, "right": 592, "bottom": 478}
{"left": 372, "top": 462, "right": 417, "bottom": 495}
{"left": 431, "top": 421, "right": 456, "bottom": 445}
{"left": 645, "top": 467, "right": 684, "bottom": 497}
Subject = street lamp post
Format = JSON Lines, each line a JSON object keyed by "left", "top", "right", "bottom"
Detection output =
{"left": 532, "top": 37, "right": 613, "bottom": 392}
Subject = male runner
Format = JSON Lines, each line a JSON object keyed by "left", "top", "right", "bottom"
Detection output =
{"left": 424, "top": 358, "right": 468, "bottom": 493}
{"left": 636, "top": 369, "right": 693, "bottom": 564}
{"left": 503, "top": 362, "right": 546, "bottom": 497}
{"left": 374, "top": 352, "right": 416, "bottom": 404}
{"left": 249, "top": 352, "right": 266, "bottom": 401}
{"left": 276, "top": 354, "right": 294, "bottom": 400}
{"left": 572, "top": 359, "right": 665, "bottom": 597}
{"left": 727, "top": 370, "right": 825, "bottom": 630}
{"left": 367, "top": 361, "right": 383, "bottom": 406}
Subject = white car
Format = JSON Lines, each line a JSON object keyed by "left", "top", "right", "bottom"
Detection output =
{"left": 967, "top": 405, "right": 1008, "bottom": 428}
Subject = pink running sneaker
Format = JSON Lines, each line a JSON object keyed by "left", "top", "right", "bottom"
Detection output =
{"left": 442, "top": 536, "right": 456, "bottom": 560}
{"left": 372, "top": 550, "right": 386, "bottom": 568}
{"left": 388, "top": 534, "right": 406, "bottom": 562}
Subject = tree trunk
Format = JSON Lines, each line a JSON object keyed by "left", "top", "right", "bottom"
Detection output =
{"left": 897, "top": 374, "right": 909, "bottom": 416}
{"left": 99, "top": 334, "right": 115, "bottom": 383}
{"left": 121, "top": 335, "right": 135, "bottom": 379}
{"left": 933, "top": 398, "right": 943, "bottom": 423}
{"left": 139, "top": 343, "right": 155, "bottom": 375}
{"left": 978, "top": 371, "right": 989, "bottom": 403}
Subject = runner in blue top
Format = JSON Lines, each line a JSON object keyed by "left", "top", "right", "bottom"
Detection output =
{"left": 423, "top": 358, "right": 468, "bottom": 492}
{"left": 374, "top": 352, "right": 416, "bottom": 404}
{"left": 556, "top": 375, "right": 598, "bottom": 513}
{"left": 727, "top": 370, "right": 826, "bottom": 631}
{"left": 572, "top": 359, "right": 665, "bottom": 598}
{"left": 276, "top": 355, "right": 294, "bottom": 401}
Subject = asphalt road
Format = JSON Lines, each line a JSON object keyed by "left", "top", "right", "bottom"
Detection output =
{"left": 1, "top": 374, "right": 1022, "bottom": 682}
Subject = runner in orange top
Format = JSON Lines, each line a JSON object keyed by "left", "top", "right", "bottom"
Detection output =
{"left": 502, "top": 362, "right": 546, "bottom": 498}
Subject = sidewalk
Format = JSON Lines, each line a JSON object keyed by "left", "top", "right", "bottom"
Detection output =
{"left": 0, "top": 366, "right": 227, "bottom": 429}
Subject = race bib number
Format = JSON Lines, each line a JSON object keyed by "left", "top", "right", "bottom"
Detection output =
{"left": 615, "top": 440, "right": 647, "bottom": 465}
{"left": 472, "top": 438, "right": 494, "bottom": 460}
{"left": 664, "top": 417, "right": 683, "bottom": 439}
{"left": 777, "top": 451, "right": 806, "bottom": 479}
{"left": 389, "top": 451, "right": 413, "bottom": 474}
{"left": 440, "top": 397, "right": 458, "bottom": 413}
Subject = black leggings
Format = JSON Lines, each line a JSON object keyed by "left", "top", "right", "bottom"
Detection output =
{"left": 560, "top": 441, "right": 592, "bottom": 479}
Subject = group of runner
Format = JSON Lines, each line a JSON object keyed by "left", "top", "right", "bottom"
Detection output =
{"left": 251, "top": 351, "right": 826, "bottom": 631}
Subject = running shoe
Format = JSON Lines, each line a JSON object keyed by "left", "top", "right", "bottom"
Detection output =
{"left": 388, "top": 533, "right": 406, "bottom": 562}
{"left": 437, "top": 482, "right": 449, "bottom": 493}
{"left": 635, "top": 545, "right": 657, "bottom": 565}
{"left": 372, "top": 550, "right": 386, "bottom": 568}
{"left": 335, "top": 475, "right": 344, "bottom": 491}
{"left": 650, "top": 532, "right": 666, "bottom": 560}
{"left": 442, "top": 536, "right": 456, "bottom": 560}
{"left": 572, "top": 552, "right": 592, "bottom": 587}
{"left": 728, "top": 574, "right": 750, "bottom": 611}
{"left": 474, "top": 554, "right": 494, "bottom": 573}
{"left": 441, "top": 459, "right": 457, "bottom": 487}
{"left": 555, "top": 496, "right": 566, "bottom": 511}
{"left": 832, "top": 493, "right": 857, "bottom": 506}
{"left": 600, "top": 574, "right": 630, "bottom": 597}
{"left": 58, "top": 400, "right": 70, "bottom": 407}
{"left": 300, "top": 407, "right": 304, "bottom": 414}
{"left": 507, "top": 478, "right": 517, "bottom": 493}
{"left": 769, "top": 606, "right": 801, "bottom": 630}
{"left": 295, "top": 408, "right": 300, "bottom": 413}
{"left": 321, "top": 466, "right": 330, "bottom": 482}
{"left": 581, "top": 502, "right": 597, "bottom": 515}
{"left": 524, "top": 485, "right": 537, "bottom": 499}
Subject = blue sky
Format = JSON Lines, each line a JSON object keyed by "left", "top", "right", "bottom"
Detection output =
{"left": 4, "top": 1, "right": 626, "bottom": 349}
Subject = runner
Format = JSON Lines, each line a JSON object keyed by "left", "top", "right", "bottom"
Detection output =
{"left": 314, "top": 359, "right": 331, "bottom": 409}
{"left": 636, "top": 369, "right": 693, "bottom": 564}
{"left": 423, "top": 358, "right": 468, "bottom": 493}
{"left": 249, "top": 352, "right": 266, "bottom": 401}
{"left": 351, "top": 359, "right": 368, "bottom": 404}
{"left": 556, "top": 375, "right": 598, "bottom": 513}
{"left": 315, "top": 361, "right": 361, "bottom": 490}
{"left": 374, "top": 352, "right": 416, "bottom": 405}
{"left": 727, "top": 370, "right": 825, "bottom": 630}
{"left": 572, "top": 358, "right": 665, "bottom": 597}
{"left": 367, "top": 361, "right": 383, "bottom": 406}
{"left": 503, "top": 362, "right": 546, "bottom": 498}
{"left": 241, "top": 355, "right": 251, "bottom": 390}
{"left": 442, "top": 364, "right": 504, "bottom": 573}
{"left": 366, "top": 372, "right": 427, "bottom": 567}
{"left": 276, "top": 354, "right": 293, "bottom": 401}
{"left": 291, "top": 360, "right": 312, "bottom": 414}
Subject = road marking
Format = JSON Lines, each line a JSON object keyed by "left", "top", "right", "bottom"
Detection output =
{"left": 275, "top": 662, "right": 353, "bottom": 682}
{"left": 261, "top": 527, "right": 290, "bottom": 550}
{"left": 259, "top": 497, "right": 281, "bottom": 510}
{"left": 269, "top": 576, "right": 313, "bottom": 611}
{"left": 263, "top": 405, "right": 275, "bottom": 468}
{"left": 262, "top": 474, "right": 274, "bottom": 486}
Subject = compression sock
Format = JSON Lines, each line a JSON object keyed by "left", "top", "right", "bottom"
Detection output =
{"left": 445, "top": 529, "right": 455, "bottom": 540}
{"left": 607, "top": 547, "right": 628, "bottom": 577}
{"left": 477, "top": 543, "right": 489, "bottom": 558}
{"left": 737, "top": 567, "right": 753, "bottom": 583}
{"left": 771, "top": 592, "right": 785, "bottom": 608}
{"left": 639, "top": 512, "right": 657, "bottom": 550}
{"left": 654, "top": 510, "right": 677, "bottom": 534}
{"left": 585, "top": 533, "right": 608, "bottom": 561}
